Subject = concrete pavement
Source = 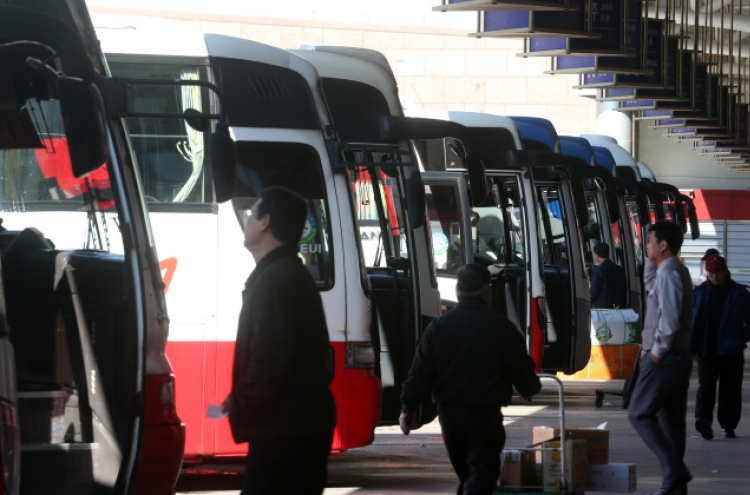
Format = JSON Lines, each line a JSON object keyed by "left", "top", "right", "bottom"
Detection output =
{"left": 177, "top": 358, "right": 750, "bottom": 494}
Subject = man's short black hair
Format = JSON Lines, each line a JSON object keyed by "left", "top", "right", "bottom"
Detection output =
{"left": 593, "top": 242, "right": 609, "bottom": 259}
{"left": 648, "top": 220, "right": 684, "bottom": 255}
{"left": 257, "top": 186, "right": 308, "bottom": 245}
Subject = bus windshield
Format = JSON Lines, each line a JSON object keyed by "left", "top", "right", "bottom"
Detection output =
{"left": 0, "top": 85, "right": 118, "bottom": 252}
{"left": 232, "top": 142, "right": 334, "bottom": 288}
{"left": 108, "top": 60, "right": 213, "bottom": 207}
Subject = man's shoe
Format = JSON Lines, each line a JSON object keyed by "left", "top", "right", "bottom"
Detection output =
{"left": 723, "top": 429, "right": 737, "bottom": 438}
{"left": 695, "top": 421, "right": 713, "bottom": 440}
{"left": 648, "top": 472, "right": 692, "bottom": 495}
{"left": 649, "top": 483, "right": 688, "bottom": 495}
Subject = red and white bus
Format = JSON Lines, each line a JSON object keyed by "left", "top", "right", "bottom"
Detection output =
{"left": 100, "top": 33, "right": 439, "bottom": 460}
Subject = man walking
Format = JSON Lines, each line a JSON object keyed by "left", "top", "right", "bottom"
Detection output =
{"left": 691, "top": 254, "right": 750, "bottom": 439}
{"left": 628, "top": 220, "right": 693, "bottom": 495}
{"left": 589, "top": 241, "right": 627, "bottom": 309}
{"left": 399, "top": 263, "right": 541, "bottom": 495}
{"left": 223, "top": 187, "right": 336, "bottom": 495}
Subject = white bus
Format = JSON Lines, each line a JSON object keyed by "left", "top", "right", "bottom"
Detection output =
{"left": 101, "top": 34, "right": 440, "bottom": 460}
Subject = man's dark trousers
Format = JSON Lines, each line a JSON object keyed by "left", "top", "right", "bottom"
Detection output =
{"left": 439, "top": 405, "right": 505, "bottom": 495}
{"left": 241, "top": 428, "right": 333, "bottom": 495}
{"left": 696, "top": 355, "right": 745, "bottom": 431}
{"left": 628, "top": 349, "right": 692, "bottom": 484}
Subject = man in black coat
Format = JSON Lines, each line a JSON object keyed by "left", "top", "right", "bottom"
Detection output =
{"left": 590, "top": 242, "right": 627, "bottom": 309}
{"left": 400, "top": 263, "right": 541, "bottom": 495}
{"left": 222, "top": 186, "right": 336, "bottom": 495}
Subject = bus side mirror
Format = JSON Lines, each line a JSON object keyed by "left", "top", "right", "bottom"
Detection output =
{"left": 58, "top": 76, "right": 109, "bottom": 178}
{"left": 605, "top": 190, "right": 620, "bottom": 223}
{"left": 211, "top": 122, "right": 237, "bottom": 203}
{"left": 571, "top": 182, "right": 590, "bottom": 227}
{"left": 405, "top": 171, "right": 425, "bottom": 230}
{"left": 466, "top": 156, "right": 488, "bottom": 205}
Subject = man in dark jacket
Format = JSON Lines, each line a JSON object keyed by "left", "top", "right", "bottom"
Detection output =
{"left": 590, "top": 242, "right": 627, "bottom": 309}
{"left": 222, "top": 186, "right": 336, "bottom": 495}
{"left": 691, "top": 254, "right": 750, "bottom": 440}
{"left": 400, "top": 263, "right": 541, "bottom": 495}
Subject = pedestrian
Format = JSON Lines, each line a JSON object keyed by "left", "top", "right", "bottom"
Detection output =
{"left": 222, "top": 186, "right": 336, "bottom": 495}
{"left": 698, "top": 248, "right": 720, "bottom": 284}
{"left": 691, "top": 254, "right": 750, "bottom": 440}
{"left": 399, "top": 263, "right": 541, "bottom": 495}
{"left": 628, "top": 220, "right": 694, "bottom": 495}
{"left": 589, "top": 241, "right": 628, "bottom": 309}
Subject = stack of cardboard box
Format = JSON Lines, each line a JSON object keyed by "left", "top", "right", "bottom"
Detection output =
{"left": 499, "top": 426, "right": 636, "bottom": 493}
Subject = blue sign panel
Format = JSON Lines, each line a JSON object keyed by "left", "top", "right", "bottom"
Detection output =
{"left": 656, "top": 119, "right": 686, "bottom": 127}
{"left": 622, "top": 100, "right": 655, "bottom": 108}
{"left": 643, "top": 110, "right": 673, "bottom": 118}
{"left": 483, "top": 10, "right": 531, "bottom": 30}
{"left": 603, "top": 87, "right": 636, "bottom": 99}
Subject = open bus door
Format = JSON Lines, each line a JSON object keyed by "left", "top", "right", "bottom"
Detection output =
{"left": 408, "top": 112, "right": 551, "bottom": 371}
{"left": 510, "top": 117, "right": 591, "bottom": 375}
{"left": 422, "top": 172, "right": 474, "bottom": 308}
{"left": 291, "top": 46, "right": 440, "bottom": 428}
{"left": 591, "top": 145, "right": 642, "bottom": 317}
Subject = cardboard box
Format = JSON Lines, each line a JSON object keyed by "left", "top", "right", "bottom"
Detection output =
{"left": 541, "top": 439, "right": 588, "bottom": 494}
{"left": 590, "top": 309, "right": 639, "bottom": 344}
{"left": 533, "top": 426, "right": 609, "bottom": 464}
{"left": 587, "top": 463, "right": 637, "bottom": 493}
{"left": 566, "top": 343, "right": 640, "bottom": 379}
{"left": 499, "top": 449, "right": 536, "bottom": 492}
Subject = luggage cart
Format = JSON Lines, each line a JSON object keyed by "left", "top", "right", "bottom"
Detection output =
{"left": 494, "top": 374, "right": 577, "bottom": 494}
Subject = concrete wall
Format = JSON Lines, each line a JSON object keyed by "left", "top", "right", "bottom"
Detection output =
{"left": 86, "top": 0, "right": 597, "bottom": 136}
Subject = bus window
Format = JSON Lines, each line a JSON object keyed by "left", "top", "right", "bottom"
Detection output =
{"left": 0, "top": 98, "right": 117, "bottom": 250}
{"left": 583, "top": 194, "right": 602, "bottom": 264}
{"left": 349, "top": 164, "right": 409, "bottom": 269}
{"left": 425, "top": 184, "right": 463, "bottom": 274}
{"left": 502, "top": 179, "right": 526, "bottom": 267}
{"left": 627, "top": 202, "right": 644, "bottom": 268}
{"left": 232, "top": 142, "right": 334, "bottom": 289}
{"left": 537, "top": 186, "right": 569, "bottom": 268}
{"left": 108, "top": 62, "right": 213, "bottom": 206}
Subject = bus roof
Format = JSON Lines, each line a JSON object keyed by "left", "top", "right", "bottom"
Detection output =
{"left": 291, "top": 46, "right": 403, "bottom": 118}
{"left": 560, "top": 136, "right": 596, "bottom": 166}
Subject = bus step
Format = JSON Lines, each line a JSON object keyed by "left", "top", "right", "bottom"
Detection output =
{"left": 20, "top": 443, "right": 99, "bottom": 494}
{"left": 18, "top": 390, "right": 83, "bottom": 444}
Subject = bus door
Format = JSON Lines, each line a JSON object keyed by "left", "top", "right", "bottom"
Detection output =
{"left": 290, "top": 46, "right": 440, "bottom": 426}
{"left": 344, "top": 153, "right": 437, "bottom": 426}
{"left": 534, "top": 178, "right": 591, "bottom": 374}
{"left": 422, "top": 172, "right": 474, "bottom": 310}
{"left": 611, "top": 179, "right": 643, "bottom": 318}
{"left": 474, "top": 175, "right": 532, "bottom": 338}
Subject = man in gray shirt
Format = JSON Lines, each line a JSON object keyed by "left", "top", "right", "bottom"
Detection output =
{"left": 628, "top": 220, "right": 693, "bottom": 495}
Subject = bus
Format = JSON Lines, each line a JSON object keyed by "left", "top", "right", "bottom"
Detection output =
{"left": 0, "top": 0, "right": 211, "bottom": 492}
{"left": 396, "top": 110, "right": 559, "bottom": 372}
{"left": 100, "top": 34, "right": 438, "bottom": 459}
{"left": 509, "top": 117, "right": 593, "bottom": 374}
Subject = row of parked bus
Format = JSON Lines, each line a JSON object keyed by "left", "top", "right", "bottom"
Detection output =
{"left": 0, "top": 1, "right": 701, "bottom": 493}
{"left": 94, "top": 32, "right": 701, "bottom": 464}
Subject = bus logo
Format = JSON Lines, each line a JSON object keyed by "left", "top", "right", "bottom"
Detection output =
{"left": 301, "top": 212, "right": 318, "bottom": 244}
